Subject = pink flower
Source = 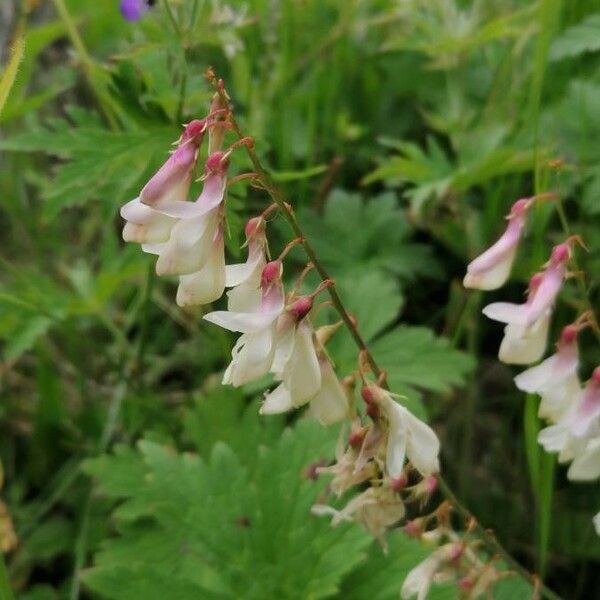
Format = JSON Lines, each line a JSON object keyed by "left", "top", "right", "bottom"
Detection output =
{"left": 464, "top": 198, "right": 530, "bottom": 290}
{"left": 120, "top": 120, "right": 206, "bottom": 244}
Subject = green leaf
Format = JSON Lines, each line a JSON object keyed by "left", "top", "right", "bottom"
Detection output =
{"left": 549, "top": 15, "right": 600, "bottom": 61}
{"left": 83, "top": 420, "right": 371, "bottom": 600}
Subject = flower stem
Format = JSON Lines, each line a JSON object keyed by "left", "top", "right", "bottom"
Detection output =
{"left": 209, "top": 72, "right": 563, "bottom": 600}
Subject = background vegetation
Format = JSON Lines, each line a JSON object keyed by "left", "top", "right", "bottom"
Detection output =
{"left": 1, "top": 0, "right": 599, "bottom": 598}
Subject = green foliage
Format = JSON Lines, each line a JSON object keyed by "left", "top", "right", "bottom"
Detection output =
{"left": 82, "top": 420, "right": 372, "bottom": 600}
{"left": 549, "top": 14, "right": 600, "bottom": 61}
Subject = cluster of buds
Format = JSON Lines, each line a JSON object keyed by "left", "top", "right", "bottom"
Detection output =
{"left": 400, "top": 515, "right": 511, "bottom": 599}
{"left": 311, "top": 380, "right": 440, "bottom": 548}
{"left": 464, "top": 196, "right": 600, "bottom": 534}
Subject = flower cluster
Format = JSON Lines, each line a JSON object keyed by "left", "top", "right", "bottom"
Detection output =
{"left": 465, "top": 196, "right": 600, "bottom": 534}
{"left": 120, "top": 92, "right": 444, "bottom": 564}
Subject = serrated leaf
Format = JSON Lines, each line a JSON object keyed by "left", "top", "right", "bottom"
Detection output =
{"left": 84, "top": 420, "right": 371, "bottom": 600}
{"left": 297, "top": 189, "right": 440, "bottom": 282}
{"left": 550, "top": 15, "right": 600, "bottom": 61}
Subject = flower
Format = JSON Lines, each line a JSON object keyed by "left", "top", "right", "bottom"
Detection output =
{"left": 567, "top": 437, "right": 600, "bottom": 481}
{"left": 483, "top": 241, "right": 571, "bottom": 329}
{"left": 401, "top": 544, "right": 461, "bottom": 600}
{"left": 312, "top": 485, "right": 405, "bottom": 547}
{"left": 225, "top": 217, "right": 268, "bottom": 311}
{"left": 463, "top": 198, "right": 530, "bottom": 290}
{"left": 307, "top": 355, "right": 350, "bottom": 425}
{"left": 514, "top": 324, "right": 581, "bottom": 420}
{"left": 152, "top": 151, "right": 229, "bottom": 277}
{"left": 205, "top": 260, "right": 285, "bottom": 386}
{"left": 364, "top": 384, "right": 440, "bottom": 477}
{"left": 120, "top": 120, "right": 206, "bottom": 245}
{"left": 484, "top": 272, "right": 549, "bottom": 365}
{"left": 120, "top": 0, "right": 153, "bottom": 21}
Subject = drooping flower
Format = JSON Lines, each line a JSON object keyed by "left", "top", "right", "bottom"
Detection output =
{"left": 205, "top": 260, "right": 285, "bottom": 386}
{"left": 152, "top": 151, "right": 229, "bottom": 277}
{"left": 463, "top": 198, "right": 531, "bottom": 291}
{"left": 483, "top": 241, "right": 571, "bottom": 329}
{"left": 363, "top": 383, "right": 440, "bottom": 477}
{"left": 120, "top": 120, "right": 206, "bottom": 245}
{"left": 514, "top": 323, "right": 581, "bottom": 421}
{"left": 538, "top": 367, "right": 600, "bottom": 456}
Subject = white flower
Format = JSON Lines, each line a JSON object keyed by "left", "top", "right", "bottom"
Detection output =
{"left": 401, "top": 544, "right": 460, "bottom": 600}
{"left": 464, "top": 198, "right": 530, "bottom": 291}
{"left": 225, "top": 217, "right": 267, "bottom": 312}
{"left": 365, "top": 384, "right": 440, "bottom": 477}
{"left": 205, "top": 260, "right": 285, "bottom": 386}
{"left": 120, "top": 120, "right": 206, "bottom": 245}
{"left": 514, "top": 324, "right": 581, "bottom": 420}
{"left": 567, "top": 437, "right": 600, "bottom": 481}
{"left": 308, "top": 356, "right": 349, "bottom": 425}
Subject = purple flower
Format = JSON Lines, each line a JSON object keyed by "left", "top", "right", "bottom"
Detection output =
{"left": 120, "top": 0, "right": 153, "bottom": 22}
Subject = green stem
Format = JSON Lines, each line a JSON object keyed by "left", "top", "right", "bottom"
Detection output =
{"left": 210, "top": 75, "right": 563, "bottom": 600}
{"left": 162, "top": 0, "right": 182, "bottom": 37}
{"left": 0, "top": 553, "right": 14, "bottom": 600}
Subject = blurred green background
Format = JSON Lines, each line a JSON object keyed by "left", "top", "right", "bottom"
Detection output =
{"left": 1, "top": 0, "right": 600, "bottom": 598}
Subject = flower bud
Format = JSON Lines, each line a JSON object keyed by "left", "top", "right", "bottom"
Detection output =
{"left": 592, "top": 366, "right": 600, "bottom": 386}
{"left": 404, "top": 519, "right": 422, "bottom": 538}
{"left": 205, "top": 151, "right": 229, "bottom": 174}
{"left": 244, "top": 216, "right": 264, "bottom": 239}
{"left": 348, "top": 429, "right": 365, "bottom": 448}
{"left": 457, "top": 577, "right": 474, "bottom": 592}
{"left": 181, "top": 119, "right": 207, "bottom": 143}
{"left": 550, "top": 242, "right": 571, "bottom": 265}
{"left": 391, "top": 473, "right": 408, "bottom": 492}
{"left": 361, "top": 385, "right": 375, "bottom": 404}
{"left": 560, "top": 324, "right": 578, "bottom": 346}
{"left": 260, "top": 260, "right": 282, "bottom": 288}
{"left": 366, "top": 402, "right": 379, "bottom": 419}
{"left": 289, "top": 296, "right": 313, "bottom": 321}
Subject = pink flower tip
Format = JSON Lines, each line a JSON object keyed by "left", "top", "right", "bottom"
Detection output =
{"left": 181, "top": 119, "right": 206, "bottom": 143}
{"left": 458, "top": 577, "right": 474, "bottom": 592}
{"left": 260, "top": 260, "right": 282, "bottom": 288}
{"left": 391, "top": 474, "right": 408, "bottom": 492}
{"left": 509, "top": 198, "right": 530, "bottom": 218}
{"left": 550, "top": 243, "right": 571, "bottom": 265}
{"left": 592, "top": 367, "right": 600, "bottom": 385}
{"left": 205, "top": 151, "right": 229, "bottom": 173}
{"left": 528, "top": 272, "right": 544, "bottom": 294}
{"left": 244, "top": 216, "right": 264, "bottom": 238}
{"left": 366, "top": 403, "right": 379, "bottom": 419}
{"left": 348, "top": 429, "right": 365, "bottom": 448}
{"left": 404, "top": 520, "right": 421, "bottom": 538}
{"left": 289, "top": 296, "right": 313, "bottom": 320}
{"left": 361, "top": 385, "right": 375, "bottom": 404}
{"left": 560, "top": 325, "right": 578, "bottom": 346}
{"left": 448, "top": 542, "right": 464, "bottom": 563}
{"left": 424, "top": 475, "right": 438, "bottom": 494}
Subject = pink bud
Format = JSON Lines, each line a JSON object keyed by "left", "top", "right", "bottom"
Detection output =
{"left": 361, "top": 385, "right": 375, "bottom": 404}
{"left": 550, "top": 243, "right": 571, "bottom": 265}
{"left": 509, "top": 198, "right": 530, "bottom": 218}
{"left": 289, "top": 296, "right": 313, "bottom": 320}
{"left": 528, "top": 272, "right": 544, "bottom": 294}
{"left": 244, "top": 216, "right": 264, "bottom": 238}
{"left": 261, "top": 260, "right": 282, "bottom": 288}
{"left": 560, "top": 325, "right": 578, "bottom": 346}
{"left": 205, "top": 151, "right": 229, "bottom": 174}
{"left": 448, "top": 542, "right": 464, "bottom": 563}
{"left": 366, "top": 403, "right": 379, "bottom": 419}
{"left": 348, "top": 429, "right": 365, "bottom": 448}
{"left": 181, "top": 119, "right": 207, "bottom": 143}
{"left": 423, "top": 475, "right": 438, "bottom": 495}
{"left": 391, "top": 473, "right": 408, "bottom": 492}
{"left": 404, "top": 520, "right": 421, "bottom": 538}
{"left": 458, "top": 577, "right": 474, "bottom": 592}
{"left": 592, "top": 366, "right": 600, "bottom": 386}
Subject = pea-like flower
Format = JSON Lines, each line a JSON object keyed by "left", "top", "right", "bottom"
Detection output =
{"left": 120, "top": 120, "right": 206, "bottom": 245}
{"left": 514, "top": 323, "right": 581, "bottom": 421}
{"left": 464, "top": 198, "right": 531, "bottom": 291}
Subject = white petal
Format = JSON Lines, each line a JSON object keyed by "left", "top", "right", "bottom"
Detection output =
{"left": 260, "top": 383, "right": 294, "bottom": 415}
{"left": 176, "top": 237, "right": 225, "bottom": 307}
{"left": 401, "top": 551, "right": 443, "bottom": 600}
{"left": 284, "top": 321, "right": 321, "bottom": 406}
{"left": 538, "top": 374, "right": 581, "bottom": 422}
{"left": 593, "top": 512, "right": 600, "bottom": 536}
{"left": 514, "top": 354, "right": 562, "bottom": 393}
{"left": 227, "top": 283, "right": 262, "bottom": 313}
{"left": 121, "top": 198, "right": 176, "bottom": 244}
{"left": 223, "top": 326, "right": 276, "bottom": 387}
{"left": 383, "top": 400, "right": 408, "bottom": 479}
{"left": 225, "top": 243, "right": 265, "bottom": 288}
{"left": 567, "top": 439, "right": 600, "bottom": 481}
{"left": 309, "top": 359, "right": 349, "bottom": 426}
{"left": 151, "top": 173, "right": 226, "bottom": 219}
{"left": 464, "top": 247, "right": 517, "bottom": 291}
{"left": 482, "top": 301, "right": 528, "bottom": 325}
{"left": 537, "top": 424, "right": 569, "bottom": 453}
{"left": 498, "top": 312, "right": 549, "bottom": 365}
{"left": 403, "top": 408, "right": 440, "bottom": 475}
{"left": 155, "top": 211, "right": 218, "bottom": 276}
